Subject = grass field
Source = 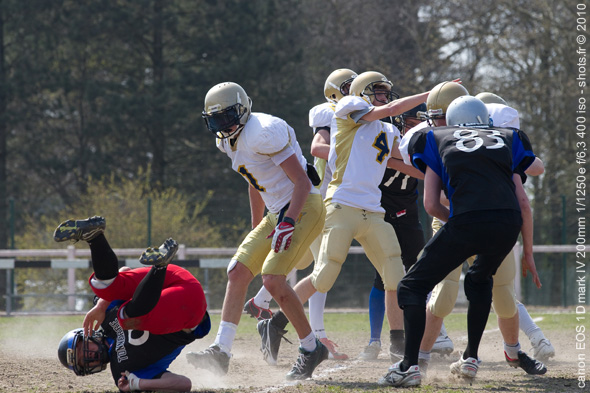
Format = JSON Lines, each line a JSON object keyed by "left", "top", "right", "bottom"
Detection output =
{"left": 0, "top": 307, "right": 582, "bottom": 392}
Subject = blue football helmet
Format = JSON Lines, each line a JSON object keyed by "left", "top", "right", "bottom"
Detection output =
{"left": 57, "top": 328, "right": 110, "bottom": 376}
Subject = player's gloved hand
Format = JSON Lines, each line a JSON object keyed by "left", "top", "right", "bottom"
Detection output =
{"left": 267, "top": 217, "right": 295, "bottom": 253}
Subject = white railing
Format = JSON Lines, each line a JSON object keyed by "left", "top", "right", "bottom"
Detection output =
{"left": 1, "top": 244, "right": 586, "bottom": 315}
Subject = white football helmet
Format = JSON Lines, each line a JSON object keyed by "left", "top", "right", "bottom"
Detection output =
{"left": 202, "top": 82, "right": 252, "bottom": 139}
{"left": 446, "top": 96, "right": 490, "bottom": 126}
{"left": 324, "top": 69, "right": 358, "bottom": 103}
{"left": 350, "top": 71, "right": 399, "bottom": 105}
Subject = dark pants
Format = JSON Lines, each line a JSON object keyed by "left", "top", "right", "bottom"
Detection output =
{"left": 397, "top": 210, "right": 522, "bottom": 365}
{"left": 373, "top": 204, "right": 425, "bottom": 290}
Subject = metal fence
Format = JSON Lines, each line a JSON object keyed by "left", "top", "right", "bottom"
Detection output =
{"left": 0, "top": 243, "right": 587, "bottom": 315}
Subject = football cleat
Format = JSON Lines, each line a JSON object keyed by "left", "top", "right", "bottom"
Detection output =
{"left": 529, "top": 330, "right": 555, "bottom": 362}
{"left": 378, "top": 361, "right": 421, "bottom": 387}
{"left": 53, "top": 216, "right": 106, "bottom": 243}
{"left": 319, "top": 337, "right": 349, "bottom": 360}
{"left": 285, "top": 340, "right": 329, "bottom": 380}
{"left": 186, "top": 345, "right": 231, "bottom": 375}
{"left": 450, "top": 356, "right": 481, "bottom": 379}
{"left": 359, "top": 341, "right": 381, "bottom": 360}
{"left": 257, "top": 319, "right": 290, "bottom": 365}
{"left": 505, "top": 350, "right": 547, "bottom": 375}
{"left": 139, "top": 238, "right": 178, "bottom": 267}
{"left": 243, "top": 298, "right": 273, "bottom": 320}
{"left": 431, "top": 331, "right": 454, "bottom": 356}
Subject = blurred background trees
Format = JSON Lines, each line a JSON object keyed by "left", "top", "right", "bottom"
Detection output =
{"left": 0, "top": 0, "right": 585, "bottom": 308}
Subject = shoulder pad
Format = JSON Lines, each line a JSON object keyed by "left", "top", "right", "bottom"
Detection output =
{"left": 251, "top": 117, "right": 291, "bottom": 155}
{"left": 309, "top": 102, "right": 336, "bottom": 128}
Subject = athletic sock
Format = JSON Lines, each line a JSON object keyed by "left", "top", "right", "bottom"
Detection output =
{"left": 124, "top": 266, "right": 167, "bottom": 318}
{"left": 504, "top": 342, "right": 521, "bottom": 360}
{"left": 309, "top": 291, "right": 328, "bottom": 339}
{"left": 300, "top": 332, "right": 317, "bottom": 352}
{"left": 271, "top": 310, "right": 290, "bottom": 330}
{"left": 253, "top": 285, "right": 273, "bottom": 309}
{"left": 401, "top": 304, "right": 424, "bottom": 366}
{"left": 214, "top": 321, "right": 237, "bottom": 355}
{"left": 518, "top": 302, "right": 540, "bottom": 337}
{"left": 88, "top": 234, "right": 119, "bottom": 280}
{"left": 369, "top": 286, "right": 385, "bottom": 343}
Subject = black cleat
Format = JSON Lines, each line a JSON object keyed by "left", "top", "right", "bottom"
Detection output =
{"left": 286, "top": 339, "right": 329, "bottom": 380}
{"left": 53, "top": 216, "right": 106, "bottom": 243}
{"left": 257, "top": 318, "right": 290, "bottom": 365}
{"left": 505, "top": 350, "right": 547, "bottom": 375}
{"left": 139, "top": 238, "right": 178, "bottom": 267}
{"left": 186, "top": 345, "right": 230, "bottom": 375}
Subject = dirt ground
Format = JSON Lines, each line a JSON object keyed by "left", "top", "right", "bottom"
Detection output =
{"left": 0, "top": 313, "right": 581, "bottom": 393}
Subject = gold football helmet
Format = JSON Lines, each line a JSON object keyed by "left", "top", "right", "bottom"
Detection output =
{"left": 426, "top": 81, "right": 469, "bottom": 119}
{"left": 202, "top": 82, "right": 252, "bottom": 139}
{"left": 475, "top": 92, "right": 507, "bottom": 106}
{"left": 324, "top": 69, "right": 358, "bottom": 103}
{"left": 350, "top": 71, "right": 399, "bottom": 105}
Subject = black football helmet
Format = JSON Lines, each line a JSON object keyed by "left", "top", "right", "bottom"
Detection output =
{"left": 58, "top": 328, "right": 110, "bottom": 376}
{"left": 394, "top": 103, "right": 427, "bottom": 134}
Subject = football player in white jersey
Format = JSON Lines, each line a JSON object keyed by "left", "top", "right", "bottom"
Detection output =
{"left": 398, "top": 84, "right": 549, "bottom": 378}
{"left": 187, "top": 82, "right": 328, "bottom": 381}
{"left": 244, "top": 69, "right": 357, "bottom": 361}
{"left": 261, "top": 71, "right": 428, "bottom": 360}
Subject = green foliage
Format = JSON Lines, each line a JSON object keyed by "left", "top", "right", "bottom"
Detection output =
{"left": 10, "top": 167, "right": 239, "bottom": 311}
{"left": 17, "top": 167, "right": 226, "bottom": 249}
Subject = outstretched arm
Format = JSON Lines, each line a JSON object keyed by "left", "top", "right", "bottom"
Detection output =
{"left": 361, "top": 91, "right": 430, "bottom": 122}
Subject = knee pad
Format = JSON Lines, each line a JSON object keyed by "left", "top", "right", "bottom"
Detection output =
{"left": 311, "top": 259, "right": 342, "bottom": 293}
{"left": 464, "top": 273, "right": 493, "bottom": 304}
{"left": 428, "top": 279, "right": 460, "bottom": 318}
{"left": 492, "top": 283, "right": 517, "bottom": 318}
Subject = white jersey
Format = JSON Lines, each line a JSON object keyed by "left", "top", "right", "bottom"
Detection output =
{"left": 216, "top": 112, "right": 312, "bottom": 214}
{"left": 486, "top": 103, "right": 520, "bottom": 128}
{"left": 399, "top": 120, "right": 430, "bottom": 165}
{"left": 326, "top": 96, "right": 400, "bottom": 213}
{"left": 309, "top": 102, "right": 336, "bottom": 198}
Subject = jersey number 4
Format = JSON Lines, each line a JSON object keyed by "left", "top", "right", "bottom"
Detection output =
{"left": 372, "top": 132, "right": 390, "bottom": 163}
{"left": 454, "top": 129, "right": 505, "bottom": 153}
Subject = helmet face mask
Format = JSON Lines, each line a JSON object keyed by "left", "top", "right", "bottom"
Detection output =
{"left": 202, "top": 103, "right": 247, "bottom": 138}
{"left": 58, "top": 329, "right": 109, "bottom": 376}
{"left": 365, "top": 82, "right": 399, "bottom": 105}
{"left": 350, "top": 71, "right": 399, "bottom": 106}
{"left": 202, "top": 82, "right": 251, "bottom": 139}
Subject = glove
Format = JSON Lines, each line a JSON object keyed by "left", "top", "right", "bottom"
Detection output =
{"left": 125, "top": 371, "right": 141, "bottom": 391}
{"left": 267, "top": 217, "right": 295, "bottom": 253}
